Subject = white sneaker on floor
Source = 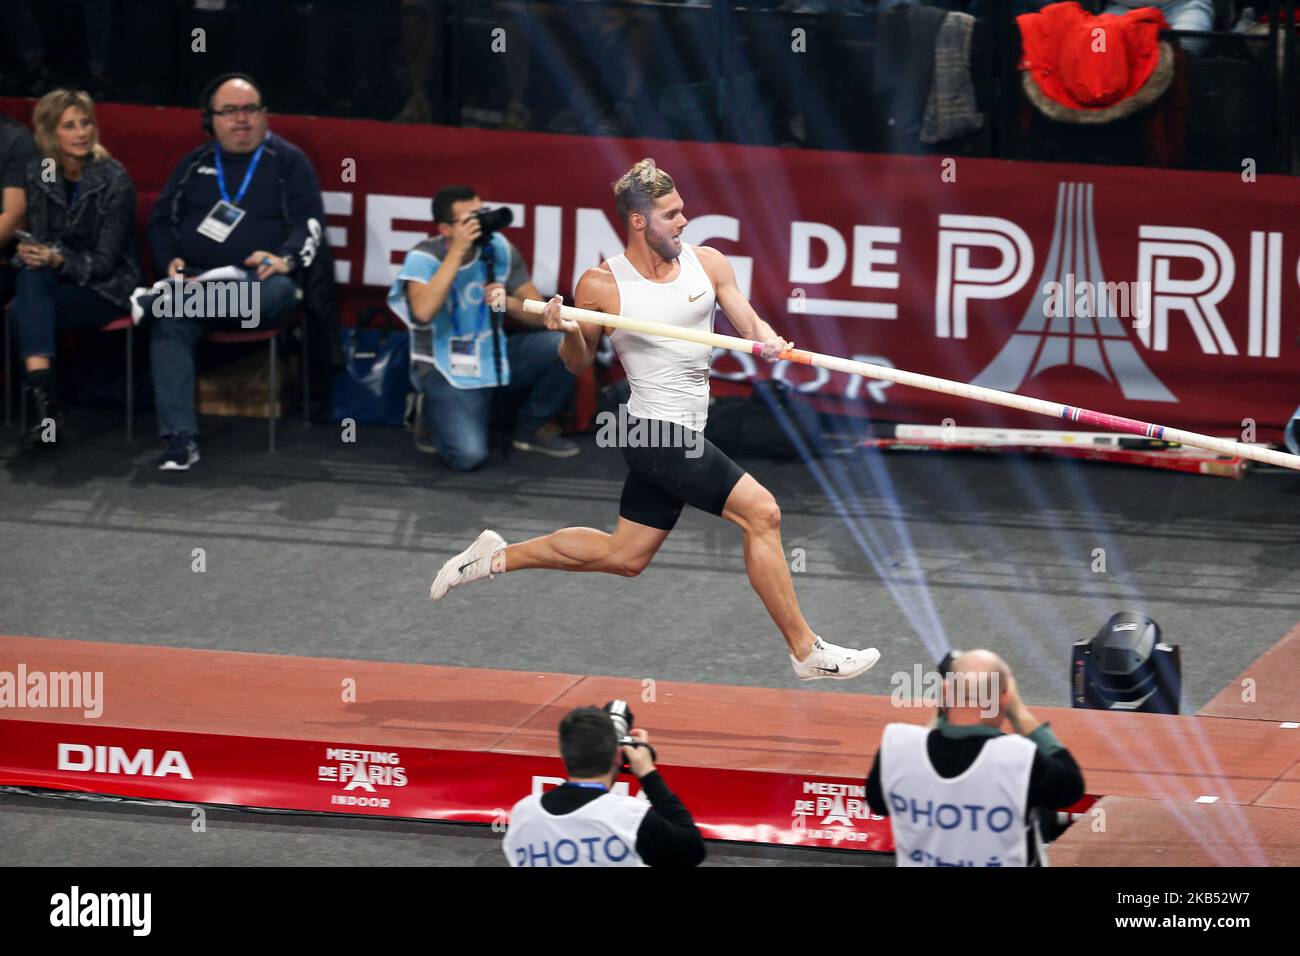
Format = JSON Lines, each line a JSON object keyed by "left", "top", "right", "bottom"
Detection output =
{"left": 791, "top": 637, "right": 881, "bottom": 681}
{"left": 430, "top": 530, "right": 506, "bottom": 601}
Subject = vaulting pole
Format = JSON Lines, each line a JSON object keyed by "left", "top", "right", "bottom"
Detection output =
{"left": 522, "top": 299, "right": 1300, "bottom": 472}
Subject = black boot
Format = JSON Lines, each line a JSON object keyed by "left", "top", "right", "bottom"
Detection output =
{"left": 22, "top": 369, "right": 62, "bottom": 449}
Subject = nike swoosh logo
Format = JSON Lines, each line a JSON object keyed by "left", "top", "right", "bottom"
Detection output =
{"left": 814, "top": 664, "right": 840, "bottom": 674}
{"left": 458, "top": 559, "right": 478, "bottom": 574}
{"left": 688, "top": 291, "right": 707, "bottom": 302}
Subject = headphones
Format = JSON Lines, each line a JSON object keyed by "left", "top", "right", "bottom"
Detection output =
{"left": 935, "top": 648, "right": 963, "bottom": 723}
{"left": 199, "top": 72, "right": 262, "bottom": 136}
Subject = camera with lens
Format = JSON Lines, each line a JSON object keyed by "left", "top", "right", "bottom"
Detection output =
{"left": 470, "top": 205, "right": 513, "bottom": 245}
{"left": 604, "top": 699, "right": 657, "bottom": 775}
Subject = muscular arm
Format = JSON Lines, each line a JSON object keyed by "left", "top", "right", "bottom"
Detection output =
{"left": 552, "top": 266, "right": 611, "bottom": 374}
{"left": 695, "top": 244, "right": 779, "bottom": 343}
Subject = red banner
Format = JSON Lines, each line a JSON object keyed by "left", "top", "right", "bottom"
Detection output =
{"left": 0, "top": 717, "right": 1097, "bottom": 855}
{"left": 6, "top": 97, "right": 1296, "bottom": 439}
{"left": 0, "top": 717, "right": 901, "bottom": 852}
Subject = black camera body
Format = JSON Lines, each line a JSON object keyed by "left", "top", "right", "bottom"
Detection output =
{"left": 471, "top": 205, "right": 513, "bottom": 245}
{"left": 468, "top": 205, "right": 515, "bottom": 388}
{"left": 604, "top": 699, "right": 657, "bottom": 774}
{"left": 934, "top": 648, "right": 963, "bottom": 722}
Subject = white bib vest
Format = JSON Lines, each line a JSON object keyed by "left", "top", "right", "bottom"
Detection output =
{"left": 503, "top": 791, "right": 651, "bottom": 867}
{"left": 880, "top": 723, "right": 1039, "bottom": 867}
{"left": 607, "top": 242, "right": 716, "bottom": 432}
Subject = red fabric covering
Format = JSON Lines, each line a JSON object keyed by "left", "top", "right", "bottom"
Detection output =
{"left": 1018, "top": 1, "right": 1169, "bottom": 110}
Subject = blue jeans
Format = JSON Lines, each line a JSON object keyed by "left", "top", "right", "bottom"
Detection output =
{"left": 1104, "top": 0, "right": 1213, "bottom": 29}
{"left": 1105, "top": 0, "right": 1214, "bottom": 53}
{"left": 11, "top": 267, "right": 124, "bottom": 361}
{"left": 414, "top": 330, "right": 574, "bottom": 471}
{"left": 148, "top": 275, "right": 299, "bottom": 437}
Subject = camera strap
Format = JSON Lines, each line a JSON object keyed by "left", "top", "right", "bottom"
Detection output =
{"left": 481, "top": 240, "right": 504, "bottom": 388}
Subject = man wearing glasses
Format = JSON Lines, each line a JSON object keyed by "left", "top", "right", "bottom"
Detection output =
{"left": 142, "top": 72, "right": 325, "bottom": 470}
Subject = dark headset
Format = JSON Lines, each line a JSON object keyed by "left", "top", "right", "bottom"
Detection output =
{"left": 936, "top": 648, "right": 963, "bottom": 723}
{"left": 199, "top": 72, "right": 262, "bottom": 136}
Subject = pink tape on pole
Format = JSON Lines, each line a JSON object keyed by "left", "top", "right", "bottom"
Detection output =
{"left": 1063, "top": 407, "right": 1165, "bottom": 440}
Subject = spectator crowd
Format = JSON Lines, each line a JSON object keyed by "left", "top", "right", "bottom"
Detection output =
{"left": 1, "top": 73, "right": 576, "bottom": 472}
{"left": 0, "top": 1, "right": 1287, "bottom": 168}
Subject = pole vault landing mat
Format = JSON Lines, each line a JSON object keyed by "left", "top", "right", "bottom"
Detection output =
{"left": 1, "top": 635, "right": 1297, "bottom": 856}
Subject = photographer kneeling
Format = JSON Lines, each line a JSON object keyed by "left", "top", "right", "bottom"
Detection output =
{"left": 388, "top": 185, "right": 579, "bottom": 469}
{"left": 503, "top": 705, "right": 706, "bottom": 867}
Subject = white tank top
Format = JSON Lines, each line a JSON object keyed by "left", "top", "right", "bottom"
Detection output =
{"left": 880, "top": 722, "right": 1038, "bottom": 867}
{"left": 606, "top": 242, "right": 716, "bottom": 432}
{"left": 503, "top": 791, "right": 650, "bottom": 867}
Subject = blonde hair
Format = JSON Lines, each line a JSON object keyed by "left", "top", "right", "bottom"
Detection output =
{"left": 32, "top": 89, "right": 111, "bottom": 166}
{"left": 612, "top": 158, "right": 675, "bottom": 225}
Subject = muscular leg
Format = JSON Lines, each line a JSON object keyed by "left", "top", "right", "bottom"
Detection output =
{"left": 504, "top": 516, "right": 669, "bottom": 578}
{"left": 721, "top": 473, "right": 818, "bottom": 660}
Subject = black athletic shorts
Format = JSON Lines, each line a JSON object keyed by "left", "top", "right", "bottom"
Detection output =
{"left": 617, "top": 414, "right": 747, "bottom": 532}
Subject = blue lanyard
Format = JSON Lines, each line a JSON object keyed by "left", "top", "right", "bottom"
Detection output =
{"left": 566, "top": 781, "right": 607, "bottom": 791}
{"left": 447, "top": 250, "right": 487, "bottom": 338}
{"left": 450, "top": 287, "right": 464, "bottom": 338}
{"left": 67, "top": 180, "right": 80, "bottom": 211}
{"left": 214, "top": 141, "right": 266, "bottom": 207}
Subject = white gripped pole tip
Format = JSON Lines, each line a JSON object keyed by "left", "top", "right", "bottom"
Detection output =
{"left": 520, "top": 300, "right": 1300, "bottom": 473}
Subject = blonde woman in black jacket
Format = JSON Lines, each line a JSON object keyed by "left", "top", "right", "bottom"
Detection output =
{"left": 12, "top": 89, "right": 140, "bottom": 447}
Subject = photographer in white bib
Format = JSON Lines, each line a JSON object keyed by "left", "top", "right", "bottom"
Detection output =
{"left": 503, "top": 706, "right": 705, "bottom": 867}
{"left": 866, "top": 649, "right": 1085, "bottom": 867}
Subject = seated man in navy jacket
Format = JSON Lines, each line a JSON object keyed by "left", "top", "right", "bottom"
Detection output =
{"left": 142, "top": 72, "right": 324, "bottom": 471}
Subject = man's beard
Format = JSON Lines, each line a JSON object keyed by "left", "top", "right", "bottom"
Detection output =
{"left": 646, "top": 229, "right": 681, "bottom": 261}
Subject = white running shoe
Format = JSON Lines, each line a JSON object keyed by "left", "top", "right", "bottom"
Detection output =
{"left": 791, "top": 637, "right": 881, "bottom": 681}
{"left": 430, "top": 530, "right": 506, "bottom": 601}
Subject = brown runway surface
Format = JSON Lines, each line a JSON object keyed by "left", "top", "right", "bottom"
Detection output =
{"left": 3, "top": 634, "right": 1296, "bottom": 805}
{"left": 1051, "top": 797, "right": 1300, "bottom": 866}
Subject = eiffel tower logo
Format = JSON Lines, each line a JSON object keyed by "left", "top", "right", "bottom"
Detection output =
{"left": 971, "top": 182, "right": 1176, "bottom": 403}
